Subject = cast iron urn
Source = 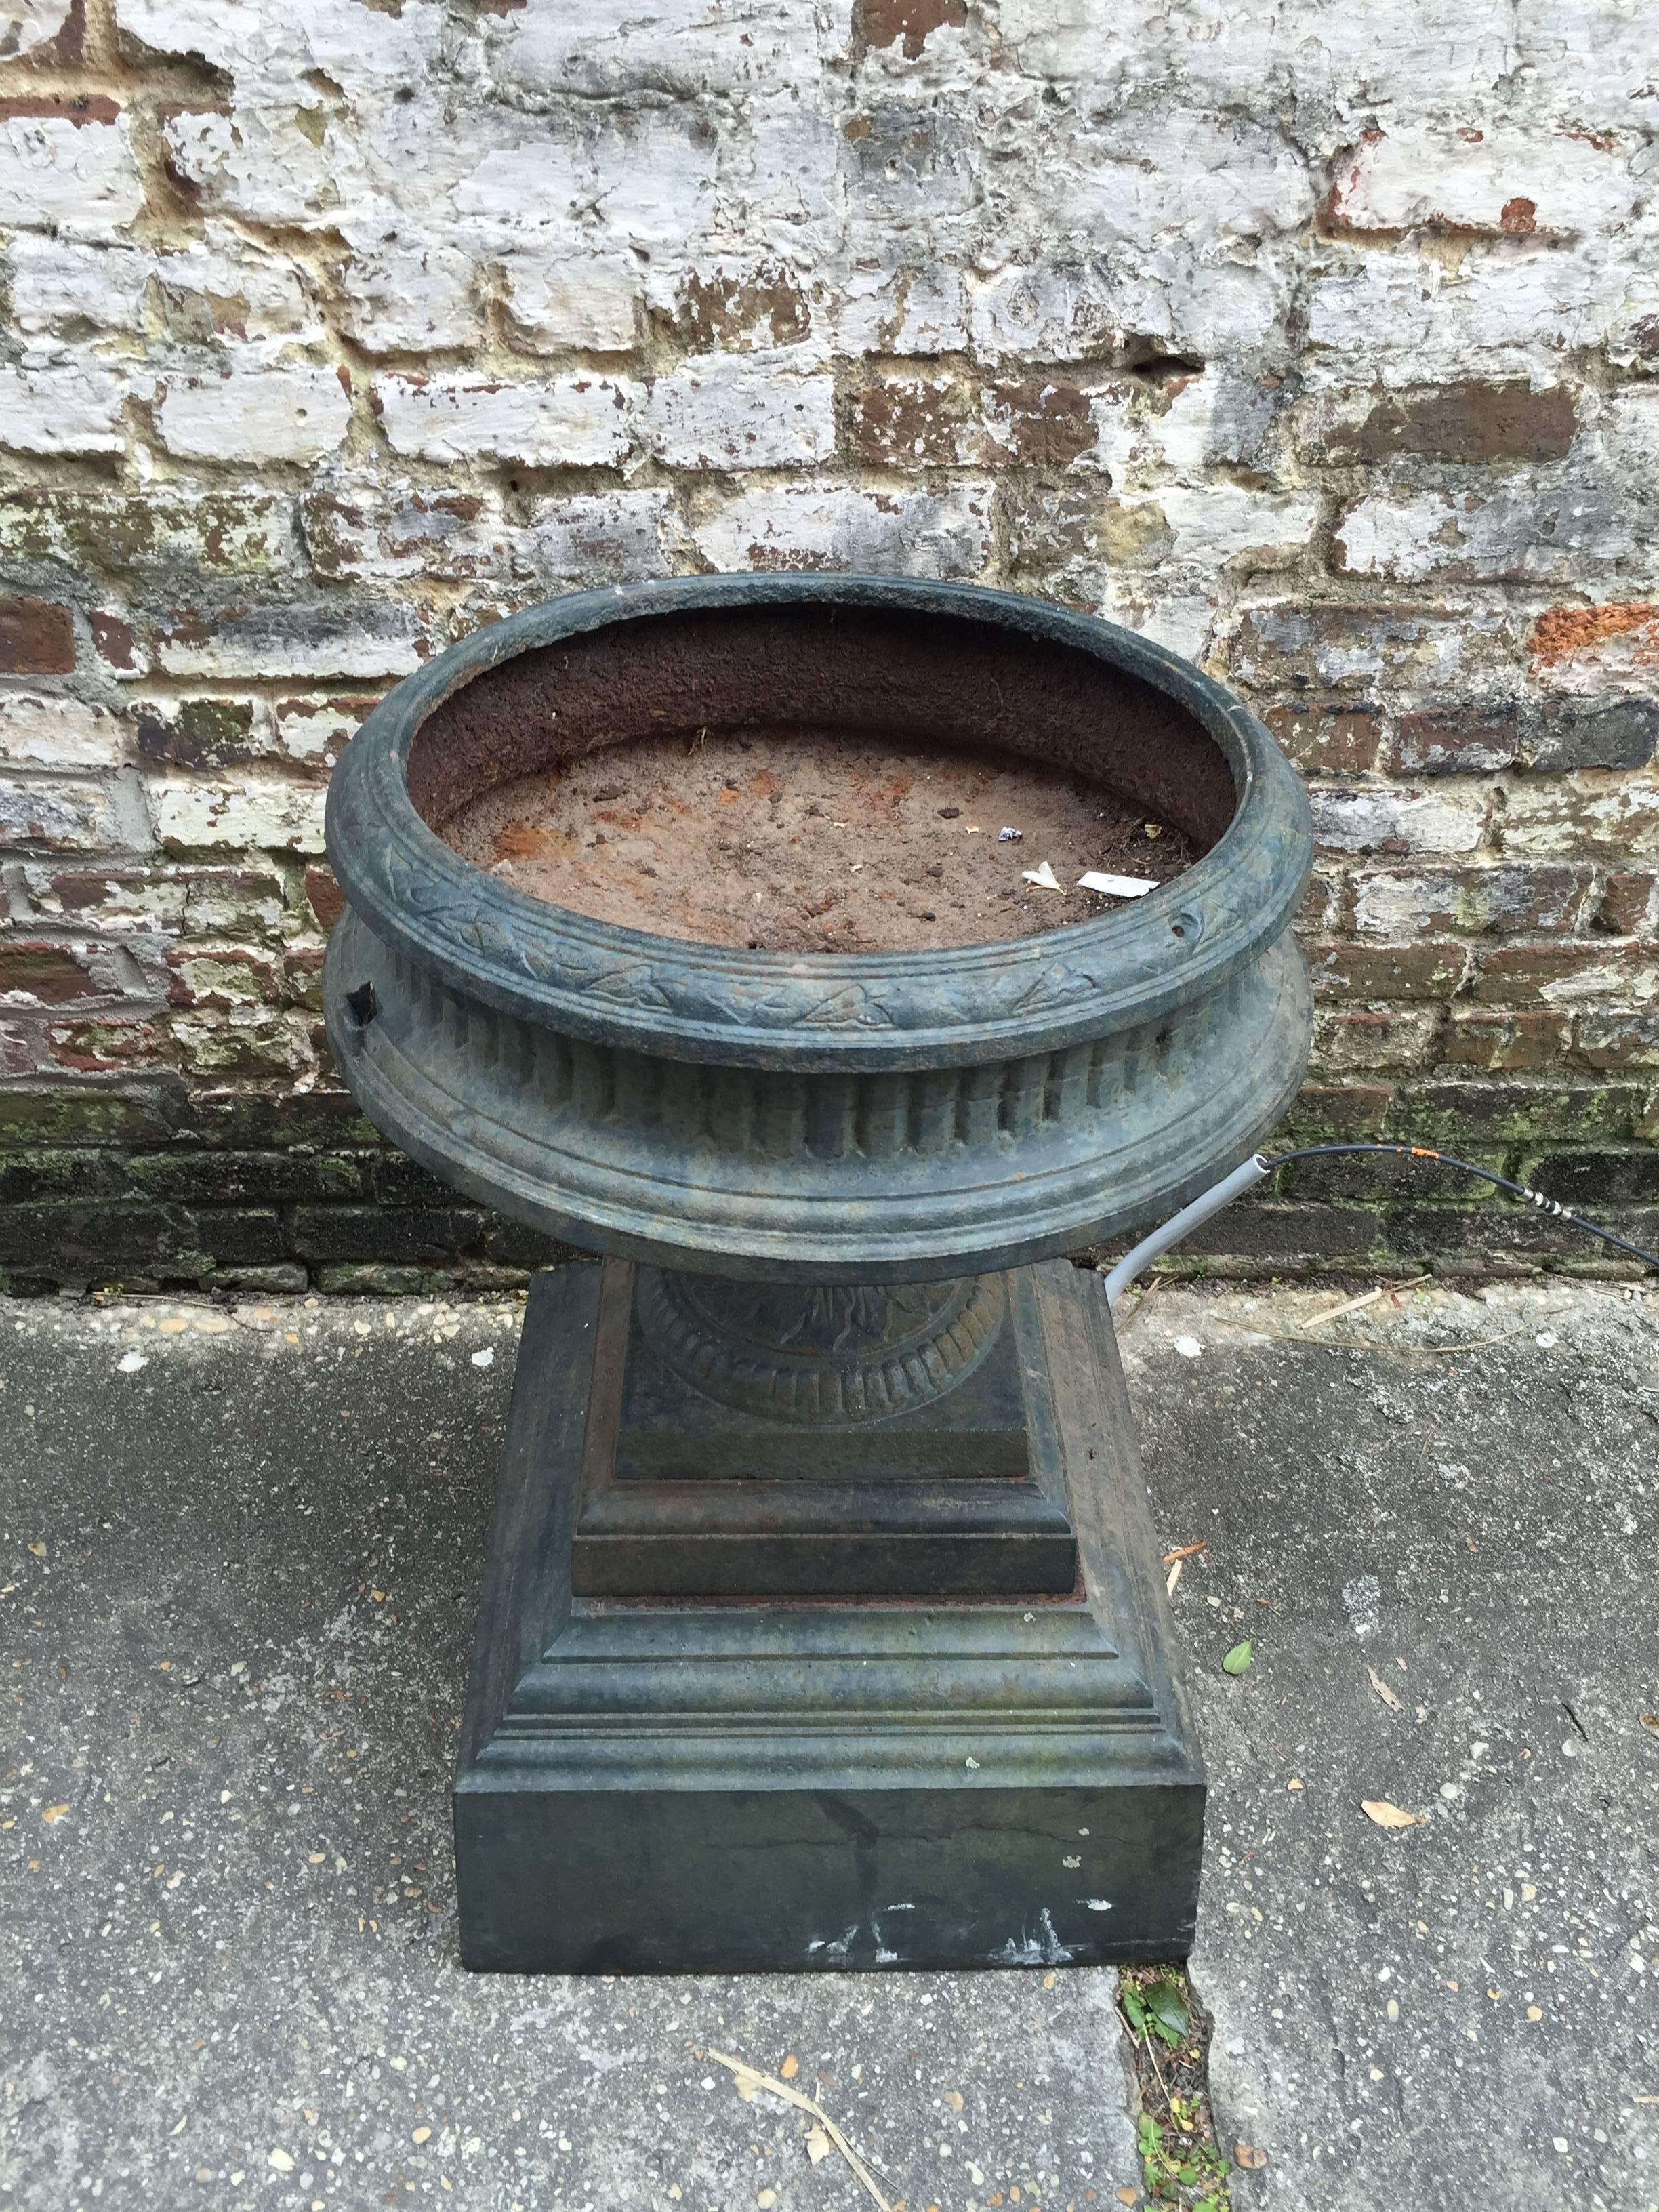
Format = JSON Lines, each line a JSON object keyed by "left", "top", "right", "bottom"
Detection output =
{"left": 322, "top": 574, "right": 1313, "bottom": 1973}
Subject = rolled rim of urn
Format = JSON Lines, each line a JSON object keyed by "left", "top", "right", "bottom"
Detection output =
{"left": 323, "top": 574, "right": 1313, "bottom": 1284}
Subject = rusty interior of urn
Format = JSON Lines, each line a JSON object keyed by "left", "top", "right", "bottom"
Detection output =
{"left": 413, "top": 604, "right": 1237, "bottom": 956}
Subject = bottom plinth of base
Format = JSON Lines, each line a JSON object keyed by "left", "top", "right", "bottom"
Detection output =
{"left": 455, "top": 1261, "right": 1205, "bottom": 1975}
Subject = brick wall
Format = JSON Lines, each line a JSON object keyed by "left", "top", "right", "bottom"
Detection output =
{"left": 2, "top": 0, "right": 1656, "bottom": 1291}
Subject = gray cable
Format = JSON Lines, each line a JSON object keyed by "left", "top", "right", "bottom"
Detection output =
{"left": 1099, "top": 1152, "right": 1271, "bottom": 1309}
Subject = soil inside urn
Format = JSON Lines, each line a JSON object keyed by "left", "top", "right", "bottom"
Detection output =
{"left": 438, "top": 726, "right": 1200, "bottom": 954}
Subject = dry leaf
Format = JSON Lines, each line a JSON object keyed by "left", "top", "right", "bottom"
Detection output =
{"left": 805, "top": 2126, "right": 833, "bottom": 2167}
{"left": 1116, "top": 2190, "right": 1139, "bottom": 2207}
{"left": 1234, "top": 2142, "right": 1268, "bottom": 2169}
{"left": 28, "top": 1542, "right": 45, "bottom": 1558}
{"left": 41, "top": 1804, "right": 68, "bottom": 1825}
{"left": 779, "top": 2055, "right": 800, "bottom": 2079}
{"left": 1361, "top": 1799, "right": 1425, "bottom": 1829}
{"left": 1367, "top": 1667, "right": 1404, "bottom": 1713}
{"left": 1639, "top": 1713, "right": 1659, "bottom": 1736}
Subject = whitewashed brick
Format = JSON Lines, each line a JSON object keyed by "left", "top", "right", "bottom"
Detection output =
{"left": 7, "top": 237, "right": 150, "bottom": 336}
{"left": 835, "top": 264, "right": 970, "bottom": 356}
{"left": 1308, "top": 785, "right": 1489, "bottom": 856}
{"left": 969, "top": 263, "right": 1124, "bottom": 364}
{"left": 1141, "top": 487, "right": 1319, "bottom": 570}
{"left": 340, "top": 243, "right": 482, "bottom": 355}
{"left": 1331, "top": 127, "right": 1639, "bottom": 239}
{"left": 0, "top": 775, "right": 130, "bottom": 851}
{"left": 155, "top": 367, "right": 352, "bottom": 465}
{"left": 149, "top": 779, "right": 328, "bottom": 855}
{"left": 693, "top": 482, "right": 992, "bottom": 577}
{"left": 1336, "top": 480, "right": 1631, "bottom": 582}
{"left": 373, "top": 373, "right": 636, "bottom": 466}
{"left": 647, "top": 352, "right": 835, "bottom": 470}
{"left": 499, "top": 253, "right": 643, "bottom": 354}
{"left": 1501, "top": 777, "right": 1659, "bottom": 859}
{"left": 0, "top": 110, "right": 144, "bottom": 239}
{"left": 518, "top": 491, "right": 682, "bottom": 583}
{"left": 479, "top": 0, "right": 822, "bottom": 102}
{"left": 303, "top": 480, "right": 510, "bottom": 581}
{"left": 272, "top": 698, "right": 372, "bottom": 766}
{"left": 152, "top": 229, "right": 319, "bottom": 342}
{"left": 0, "top": 695, "right": 129, "bottom": 769}
{"left": 0, "top": 363, "right": 127, "bottom": 456}
{"left": 152, "top": 608, "right": 420, "bottom": 682}
{"left": 3, "top": 0, "right": 74, "bottom": 60}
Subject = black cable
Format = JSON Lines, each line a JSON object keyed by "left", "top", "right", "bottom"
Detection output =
{"left": 1258, "top": 1140, "right": 1659, "bottom": 1273}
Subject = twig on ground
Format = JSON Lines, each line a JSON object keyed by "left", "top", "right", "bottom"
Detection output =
{"left": 1305, "top": 1273, "right": 1433, "bottom": 1328}
{"left": 705, "top": 2051, "right": 894, "bottom": 2212}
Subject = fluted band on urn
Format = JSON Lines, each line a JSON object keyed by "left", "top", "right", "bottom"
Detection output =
{"left": 322, "top": 574, "right": 1313, "bottom": 1284}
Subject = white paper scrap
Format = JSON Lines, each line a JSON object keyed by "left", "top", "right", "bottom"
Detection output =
{"left": 1078, "top": 870, "right": 1158, "bottom": 897}
{"left": 1021, "top": 861, "right": 1062, "bottom": 890}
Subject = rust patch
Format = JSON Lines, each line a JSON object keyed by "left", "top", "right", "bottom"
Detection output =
{"left": 1530, "top": 602, "right": 1659, "bottom": 666}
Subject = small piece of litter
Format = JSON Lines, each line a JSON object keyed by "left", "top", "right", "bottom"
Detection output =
{"left": 1173, "top": 1335, "right": 1202, "bottom": 1358}
{"left": 1077, "top": 871, "right": 1158, "bottom": 897}
{"left": 1367, "top": 1666, "right": 1405, "bottom": 1713}
{"left": 41, "top": 1804, "right": 69, "bottom": 1825}
{"left": 805, "top": 2125, "right": 833, "bottom": 2166}
{"left": 1165, "top": 1559, "right": 1183, "bottom": 1598}
{"left": 1361, "top": 1799, "right": 1425, "bottom": 1829}
{"left": 470, "top": 1347, "right": 495, "bottom": 1368}
{"left": 117, "top": 1350, "right": 147, "bottom": 1374}
{"left": 779, "top": 2055, "right": 800, "bottom": 2080}
{"left": 997, "top": 826, "right": 1023, "bottom": 842}
{"left": 1021, "top": 861, "right": 1062, "bottom": 890}
{"left": 1534, "top": 1331, "right": 1558, "bottom": 1349}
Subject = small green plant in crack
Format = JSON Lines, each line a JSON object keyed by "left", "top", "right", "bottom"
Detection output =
{"left": 1120, "top": 1965, "right": 1234, "bottom": 2210}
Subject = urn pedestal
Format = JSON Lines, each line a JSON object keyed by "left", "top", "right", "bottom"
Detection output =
{"left": 321, "top": 575, "right": 1313, "bottom": 1972}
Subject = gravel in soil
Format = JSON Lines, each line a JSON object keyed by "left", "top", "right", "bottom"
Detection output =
{"left": 438, "top": 726, "right": 1199, "bottom": 954}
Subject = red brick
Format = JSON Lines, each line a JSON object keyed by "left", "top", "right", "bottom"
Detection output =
{"left": 45, "top": 1017, "right": 171, "bottom": 1072}
{"left": 1263, "top": 701, "right": 1382, "bottom": 774}
{"left": 1393, "top": 704, "right": 1518, "bottom": 773}
{"left": 1308, "top": 940, "right": 1471, "bottom": 1000}
{"left": 0, "top": 941, "right": 101, "bottom": 1004}
{"left": 848, "top": 376, "right": 973, "bottom": 468}
{"left": 980, "top": 379, "right": 1099, "bottom": 467}
{"left": 1472, "top": 943, "right": 1654, "bottom": 1005}
{"left": 1443, "top": 1010, "right": 1572, "bottom": 1071}
{"left": 1321, "top": 382, "right": 1577, "bottom": 466}
{"left": 304, "top": 865, "right": 347, "bottom": 931}
{"left": 0, "top": 597, "right": 75, "bottom": 675}
{"left": 1597, "top": 872, "right": 1658, "bottom": 937}
{"left": 1574, "top": 1013, "right": 1659, "bottom": 1071}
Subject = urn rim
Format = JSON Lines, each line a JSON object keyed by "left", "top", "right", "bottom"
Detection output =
{"left": 325, "top": 573, "right": 1311, "bottom": 1072}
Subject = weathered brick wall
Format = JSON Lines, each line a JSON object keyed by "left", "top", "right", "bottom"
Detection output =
{"left": 2, "top": 0, "right": 1656, "bottom": 1290}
